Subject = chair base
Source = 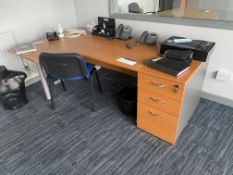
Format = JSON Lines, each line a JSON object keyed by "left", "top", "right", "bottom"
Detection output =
{"left": 47, "top": 68, "right": 103, "bottom": 111}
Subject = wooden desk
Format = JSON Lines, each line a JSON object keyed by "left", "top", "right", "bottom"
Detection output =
{"left": 16, "top": 34, "right": 158, "bottom": 103}
{"left": 14, "top": 34, "right": 204, "bottom": 144}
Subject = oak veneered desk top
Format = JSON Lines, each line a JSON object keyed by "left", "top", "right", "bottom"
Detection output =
{"left": 17, "top": 34, "right": 159, "bottom": 76}
{"left": 12, "top": 34, "right": 202, "bottom": 80}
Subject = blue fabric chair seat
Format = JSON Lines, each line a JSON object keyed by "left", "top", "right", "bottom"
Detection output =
{"left": 51, "top": 63, "right": 95, "bottom": 81}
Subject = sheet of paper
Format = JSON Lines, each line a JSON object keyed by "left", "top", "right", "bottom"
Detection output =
{"left": 116, "top": 57, "right": 137, "bottom": 66}
{"left": 65, "top": 34, "right": 81, "bottom": 38}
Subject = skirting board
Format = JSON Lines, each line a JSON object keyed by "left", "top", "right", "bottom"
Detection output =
{"left": 201, "top": 91, "right": 233, "bottom": 108}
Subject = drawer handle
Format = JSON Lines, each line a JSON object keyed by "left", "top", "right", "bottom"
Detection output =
{"left": 149, "top": 97, "right": 166, "bottom": 104}
{"left": 149, "top": 110, "right": 163, "bottom": 118}
{"left": 150, "top": 82, "right": 166, "bottom": 88}
{"left": 173, "top": 84, "right": 180, "bottom": 93}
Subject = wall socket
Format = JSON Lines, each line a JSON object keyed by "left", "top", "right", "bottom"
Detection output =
{"left": 216, "top": 69, "right": 233, "bottom": 82}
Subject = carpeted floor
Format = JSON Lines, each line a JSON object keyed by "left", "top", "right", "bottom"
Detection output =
{"left": 0, "top": 69, "right": 233, "bottom": 175}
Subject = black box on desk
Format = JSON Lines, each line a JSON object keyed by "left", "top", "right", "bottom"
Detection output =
{"left": 160, "top": 36, "right": 215, "bottom": 62}
{"left": 92, "top": 17, "right": 116, "bottom": 38}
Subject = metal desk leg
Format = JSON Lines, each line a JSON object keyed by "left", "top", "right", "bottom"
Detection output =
{"left": 36, "top": 63, "right": 51, "bottom": 100}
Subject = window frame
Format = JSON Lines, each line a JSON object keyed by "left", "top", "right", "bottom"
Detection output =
{"left": 109, "top": 0, "right": 233, "bottom": 30}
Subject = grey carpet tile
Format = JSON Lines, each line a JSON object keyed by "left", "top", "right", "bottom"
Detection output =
{"left": 0, "top": 69, "right": 233, "bottom": 175}
{"left": 223, "top": 162, "right": 233, "bottom": 175}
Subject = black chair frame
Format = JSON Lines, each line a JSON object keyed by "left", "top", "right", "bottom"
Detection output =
{"left": 39, "top": 52, "right": 102, "bottom": 111}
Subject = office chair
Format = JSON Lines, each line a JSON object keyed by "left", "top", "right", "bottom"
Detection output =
{"left": 39, "top": 52, "right": 102, "bottom": 111}
{"left": 128, "top": 3, "right": 141, "bottom": 14}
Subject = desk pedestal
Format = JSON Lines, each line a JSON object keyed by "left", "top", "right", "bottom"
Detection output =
{"left": 137, "top": 61, "right": 204, "bottom": 144}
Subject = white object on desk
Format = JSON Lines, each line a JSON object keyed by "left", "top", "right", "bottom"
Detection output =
{"left": 15, "top": 43, "right": 37, "bottom": 55}
{"left": 85, "top": 23, "right": 96, "bottom": 33}
{"left": 173, "top": 38, "right": 192, "bottom": 43}
{"left": 57, "top": 24, "right": 64, "bottom": 38}
{"left": 65, "top": 34, "right": 81, "bottom": 38}
{"left": 65, "top": 29, "right": 87, "bottom": 38}
{"left": 152, "top": 57, "right": 163, "bottom": 62}
{"left": 116, "top": 57, "right": 137, "bottom": 66}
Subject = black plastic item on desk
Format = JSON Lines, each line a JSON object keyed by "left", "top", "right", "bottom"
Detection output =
{"left": 148, "top": 49, "right": 193, "bottom": 77}
{"left": 92, "top": 17, "right": 116, "bottom": 38}
{"left": 160, "top": 36, "right": 215, "bottom": 62}
{"left": 0, "top": 66, "right": 28, "bottom": 110}
{"left": 46, "top": 32, "right": 59, "bottom": 41}
{"left": 92, "top": 25, "right": 115, "bottom": 39}
{"left": 118, "top": 87, "right": 137, "bottom": 119}
{"left": 115, "top": 24, "right": 133, "bottom": 40}
{"left": 139, "top": 31, "right": 159, "bottom": 45}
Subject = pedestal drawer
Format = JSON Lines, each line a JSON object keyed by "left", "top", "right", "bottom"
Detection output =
{"left": 138, "top": 73, "right": 184, "bottom": 101}
{"left": 137, "top": 103, "right": 178, "bottom": 144}
{"left": 138, "top": 88, "right": 181, "bottom": 116}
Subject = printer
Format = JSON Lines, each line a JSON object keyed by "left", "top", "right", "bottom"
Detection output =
{"left": 160, "top": 36, "right": 216, "bottom": 62}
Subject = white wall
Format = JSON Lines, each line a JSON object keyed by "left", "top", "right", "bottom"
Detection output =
{"left": 0, "top": 0, "right": 77, "bottom": 44}
{"left": 75, "top": 0, "right": 233, "bottom": 103}
{"left": 74, "top": 0, "right": 109, "bottom": 27}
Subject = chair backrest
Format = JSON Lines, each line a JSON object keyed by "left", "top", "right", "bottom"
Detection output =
{"left": 39, "top": 52, "right": 88, "bottom": 79}
{"left": 128, "top": 3, "right": 141, "bottom": 14}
